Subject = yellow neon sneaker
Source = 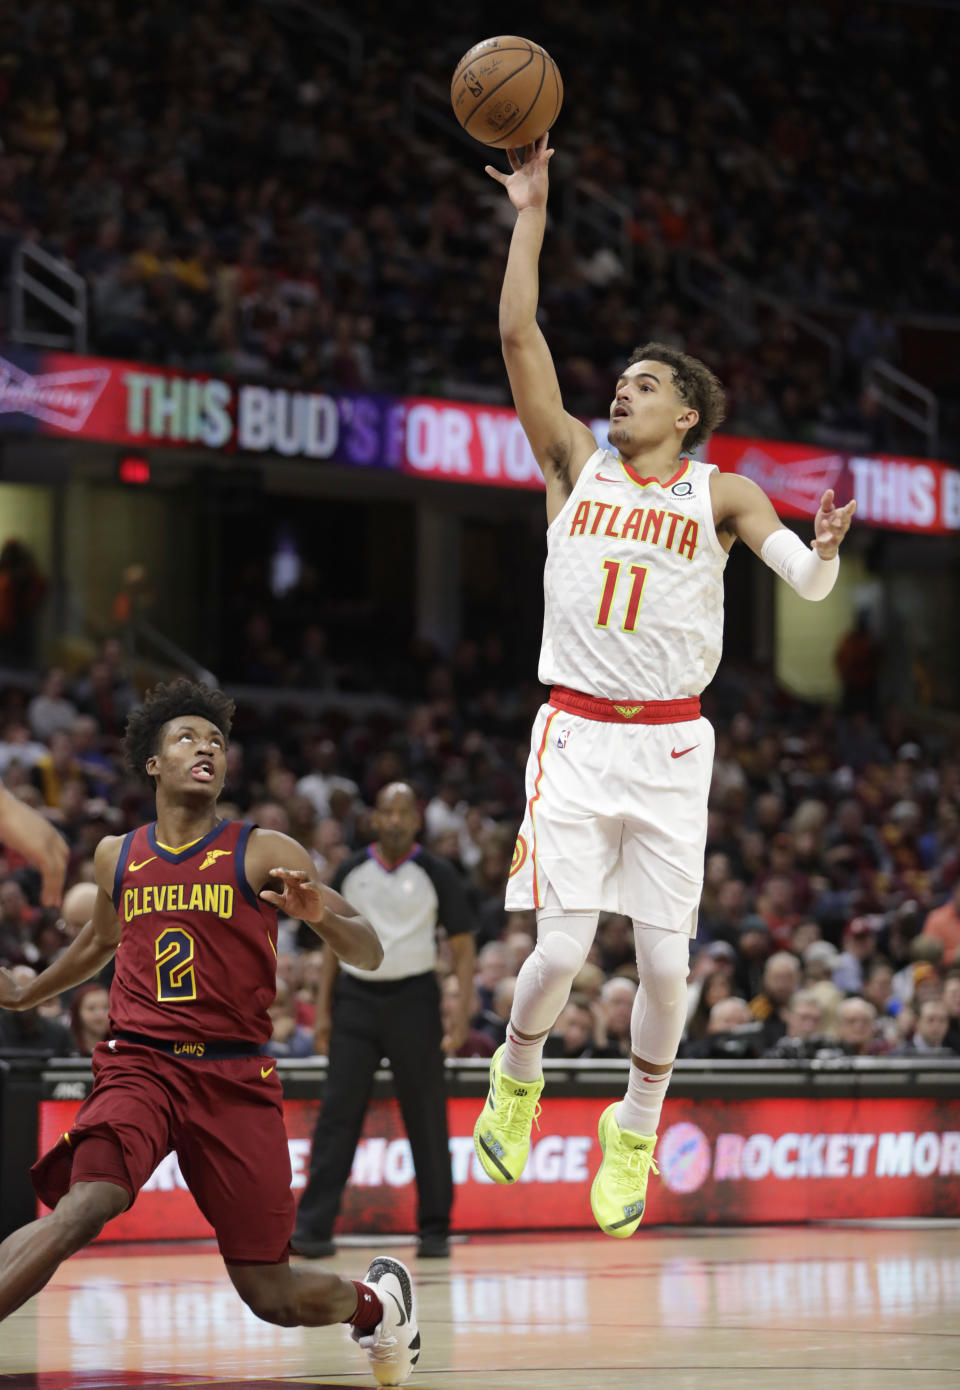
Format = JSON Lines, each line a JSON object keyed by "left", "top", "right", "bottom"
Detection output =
{"left": 590, "top": 1103, "right": 659, "bottom": 1237}
{"left": 473, "top": 1044, "right": 543, "bottom": 1183}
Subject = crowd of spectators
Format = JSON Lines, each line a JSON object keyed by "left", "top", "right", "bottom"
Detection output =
{"left": 1, "top": 1, "right": 957, "bottom": 455}
{"left": 1, "top": 638, "right": 959, "bottom": 1064}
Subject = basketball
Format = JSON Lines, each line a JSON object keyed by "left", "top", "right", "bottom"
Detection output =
{"left": 450, "top": 36, "right": 563, "bottom": 149}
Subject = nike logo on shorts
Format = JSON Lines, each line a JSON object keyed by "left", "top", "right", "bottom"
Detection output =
{"left": 671, "top": 746, "right": 698, "bottom": 759}
{"left": 260, "top": 1064, "right": 275, "bottom": 1079}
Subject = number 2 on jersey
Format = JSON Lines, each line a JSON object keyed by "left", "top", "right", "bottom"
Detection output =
{"left": 155, "top": 927, "right": 197, "bottom": 1002}
{"left": 595, "top": 560, "right": 648, "bottom": 632}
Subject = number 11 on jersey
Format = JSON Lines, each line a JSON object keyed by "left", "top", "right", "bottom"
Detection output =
{"left": 595, "top": 560, "right": 648, "bottom": 632}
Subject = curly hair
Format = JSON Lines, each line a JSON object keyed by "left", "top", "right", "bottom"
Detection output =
{"left": 628, "top": 341, "right": 727, "bottom": 453}
{"left": 123, "top": 679, "right": 236, "bottom": 782}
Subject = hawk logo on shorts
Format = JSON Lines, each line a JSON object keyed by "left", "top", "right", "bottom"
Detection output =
{"left": 509, "top": 835, "right": 528, "bottom": 878}
{"left": 614, "top": 704, "right": 644, "bottom": 720}
{"left": 557, "top": 727, "right": 572, "bottom": 749}
{"left": 199, "top": 849, "right": 231, "bottom": 871}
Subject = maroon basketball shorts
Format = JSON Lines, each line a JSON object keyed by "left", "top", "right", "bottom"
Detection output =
{"left": 31, "top": 1039, "right": 294, "bottom": 1263}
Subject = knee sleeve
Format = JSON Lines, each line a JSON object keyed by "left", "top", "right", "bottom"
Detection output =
{"left": 632, "top": 923, "right": 690, "bottom": 1007}
{"left": 531, "top": 922, "right": 593, "bottom": 988}
{"left": 629, "top": 923, "right": 690, "bottom": 1065}
{"left": 509, "top": 905, "right": 598, "bottom": 1037}
{"left": 535, "top": 885, "right": 598, "bottom": 982}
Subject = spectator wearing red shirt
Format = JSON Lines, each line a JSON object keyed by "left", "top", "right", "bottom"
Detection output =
{"left": 922, "top": 882, "right": 960, "bottom": 966}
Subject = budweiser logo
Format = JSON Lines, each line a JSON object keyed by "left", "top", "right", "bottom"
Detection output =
{"left": 737, "top": 447, "right": 844, "bottom": 511}
{"left": 0, "top": 355, "right": 111, "bottom": 431}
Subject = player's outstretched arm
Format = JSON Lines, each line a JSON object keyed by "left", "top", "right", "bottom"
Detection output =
{"left": 0, "top": 779, "right": 69, "bottom": 907}
{"left": 0, "top": 838, "right": 122, "bottom": 1011}
{"left": 248, "top": 830, "right": 383, "bottom": 972}
{"left": 714, "top": 473, "right": 855, "bottom": 600}
{"left": 487, "top": 133, "right": 597, "bottom": 513}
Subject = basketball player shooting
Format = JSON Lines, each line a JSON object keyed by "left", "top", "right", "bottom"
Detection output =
{"left": 472, "top": 133, "right": 855, "bottom": 1236}
{"left": 0, "top": 680, "right": 420, "bottom": 1388}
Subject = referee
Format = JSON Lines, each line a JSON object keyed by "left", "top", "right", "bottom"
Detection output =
{"left": 293, "top": 781, "right": 477, "bottom": 1260}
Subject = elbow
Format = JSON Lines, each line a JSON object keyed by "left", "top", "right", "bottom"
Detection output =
{"left": 500, "top": 322, "right": 537, "bottom": 354}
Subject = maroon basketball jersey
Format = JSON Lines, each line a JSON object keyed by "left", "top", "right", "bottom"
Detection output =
{"left": 110, "top": 820, "right": 278, "bottom": 1043}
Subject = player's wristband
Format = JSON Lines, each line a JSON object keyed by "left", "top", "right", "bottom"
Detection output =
{"left": 760, "top": 527, "right": 839, "bottom": 601}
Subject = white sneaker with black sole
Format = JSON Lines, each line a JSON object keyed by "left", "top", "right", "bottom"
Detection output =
{"left": 351, "top": 1256, "right": 421, "bottom": 1386}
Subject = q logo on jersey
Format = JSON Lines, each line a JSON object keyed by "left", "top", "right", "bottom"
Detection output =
{"left": 509, "top": 835, "right": 528, "bottom": 878}
{"left": 671, "top": 481, "right": 693, "bottom": 497}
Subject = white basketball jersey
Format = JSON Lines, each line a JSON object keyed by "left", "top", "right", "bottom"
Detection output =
{"left": 538, "top": 449, "right": 728, "bottom": 700}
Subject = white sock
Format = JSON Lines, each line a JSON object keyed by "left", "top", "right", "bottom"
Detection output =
{"left": 616, "top": 1066, "right": 672, "bottom": 1136}
{"left": 502, "top": 1025, "right": 548, "bottom": 1083}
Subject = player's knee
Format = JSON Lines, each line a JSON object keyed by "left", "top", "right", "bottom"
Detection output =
{"left": 534, "top": 929, "right": 590, "bottom": 987}
{"left": 652, "top": 962, "right": 687, "bottom": 1007}
{"left": 635, "top": 928, "right": 689, "bottom": 1008}
{"left": 52, "top": 1184, "right": 127, "bottom": 1250}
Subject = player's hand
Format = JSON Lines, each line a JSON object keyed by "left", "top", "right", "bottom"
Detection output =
{"left": 260, "top": 868, "right": 324, "bottom": 923}
{"left": 812, "top": 488, "right": 856, "bottom": 559}
{"left": 0, "top": 967, "right": 25, "bottom": 1012}
{"left": 441, "top": 1012, "right": 469, "bottom": 1057}
{"left": 485, "top": 131, "right": 553, "bottom": 211}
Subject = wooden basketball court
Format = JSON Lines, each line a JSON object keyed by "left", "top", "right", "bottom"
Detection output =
{"left": 1, "top": 1224, "right": 956, "bottom": 1388}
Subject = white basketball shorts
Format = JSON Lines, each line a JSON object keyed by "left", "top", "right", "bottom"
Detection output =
{"left": 505, "top": 693, "right": 714, "bottom": 935}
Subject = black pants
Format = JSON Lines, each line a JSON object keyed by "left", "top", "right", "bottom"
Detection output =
{"left": 294, "top": 970, "right": 452, "bottom": 1242}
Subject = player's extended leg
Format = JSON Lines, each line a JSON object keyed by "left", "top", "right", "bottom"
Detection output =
{"left": 227, "top": 1258, "right": 421, "bottom": 1387}
{"left": 226, "top": 1258, "right": 363, "bottom": 1325}
{"left": 178, "top": 1049, "right": 420, "bottom": 1387}
{"left": 474, "top": 896, "right": 597, "bottom": 1183}
{"left": 591, "top": 923, "right": 689, "bottom": 1236}
{"left": 0, "top": 1180, "right": 128, "bottom": 1320}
